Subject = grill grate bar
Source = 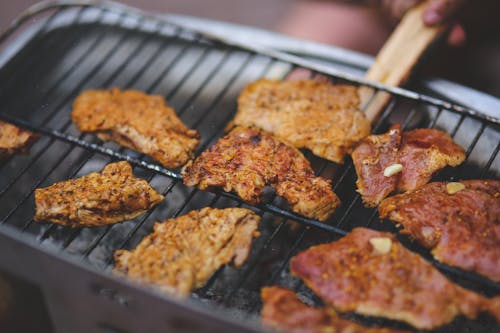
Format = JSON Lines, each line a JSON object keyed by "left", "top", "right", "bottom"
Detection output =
{"left": 210, "top": 30, "right": 500, "bottom": 125}
{"left": 78, "top": 57, "right": 289, "bottom": 261}
{"left": 363, "top": 103, "right": 445, "bottom": 231}
{"left": 67, "top": 35, "right": 273, "bottom": 259}
{"left": 455, "top": 121, "right": 487, "bottom": 178}
{"left": 449, "top": 114, "right": 466, "bottom": 138}
{"left": 120, "top": 26, "right": 184, "bottom": 91}
{"left": 21, "top": 146, "right": 93, "bottom": 232}
{"left": 0, "top": 133, "right": 89, "bottom": 225}
{"left": 226, "top": 81, "right": 500, "bottom": 309}
{"left": 236, "top": 93, "right": 431, "bottom": 309}
{"left": 480, "top": 141, "right": 500, "bottom": 178}
{"left": 0, "top": 7, "right": 70, "bottom": 93}
{"left": 0, "top": 10, "right": 139, "bottom": 186}
{"left": 13, "top": 29, "right": 209, "bottom": 238}
{"left": 101, "top": 57, "right": 279, "bottom": 265}
{"left": 333, "top": 99, "right": 407, "bottom": 229}
{"left": 1, "top": 14, "right": 174, "bottom": 228}
{"left": 100, "top": 22, "right": 165, "bottom": 88}
{"left": 464, "top": 123, "right": 487, "bottom": 157}
{"left": 0, "top": 114, "right": 183, "bottom": 178}
{"left": 78, "top": 56, "right": 251, "bottom": 257}
{"left": 142, "top": 32, "right": 202, "bottom": 93}
{"left": 0, "top": 4, "right": 499, "bottom": 331}
{"left": 155, "top": 46, "right": 213, "bottom": 98}
{"left": 220, "top": 214, "right": 288, "bottom": 306}
{"left": 246, "top": 226, "right": 308, "bottom": 315}
{"left": 101, "top": 178, "right": 184, "bottom": 267}
{"left": 37, "top": 9, "right": 110, "bottom": 91}
{"left": 0, "top": 9, "right": 109, "bottom": 181}
{"left": 428, "top": 106, "right": 444, "bottom": 128}
{"left": 218, "top": 137, "right": 336, "bottom": 302}
{"left": 1, "top": 59, "right": 498, "bottom": 298}
{"left": 28, "top": 26, "right": 193, "bottom": 242}
{"left": 46, "top": 31, "right": 222, "bottom": 251}
{"left": 362, "top": 208, "right": 380, "bottom": 229}
{"left": 34, "top": 149, "right": 98, "bottom": 238}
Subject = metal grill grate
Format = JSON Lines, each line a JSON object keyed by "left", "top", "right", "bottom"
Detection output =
{"left": 0, "top": 2, "right": 499, "bottom": 332}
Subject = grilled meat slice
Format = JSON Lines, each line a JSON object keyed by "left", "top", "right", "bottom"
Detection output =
{"left": 397, "top": 128, "right": 465, "bottom": 192}
{"left": 34, "top": 161, "right": 164, "bottom": 227}
{"left": 352, "top": 124, "right": 401, "bottom": 207}
{"left": 291, "top": 228, "right": 500, "bottom": 330}
{"left": 234, "top": 79, "right": 371, "bottom": 164}
{"left": 352, "top": 126, "right": 465, "bottom": 206}
{"left": 379, "top": 180, "right": 500, "bottom": 282}
{"left": 0, "top": 121, "right": 39, "bottom": 160}
{"left": 261, "top": 286, "right": 407, "bottom": 333}
{"left": 72, "top": 88, "right": 199, "bottom": 168}
{"left": 114, "top": 207, "right": 260, "bottom": 297}
{"left": 181, "top": 126, "right": 340, "bottom": 221}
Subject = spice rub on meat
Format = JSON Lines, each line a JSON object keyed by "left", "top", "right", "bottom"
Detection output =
{"left": 0, "top": 121, "right": 39, "bottom": 160}
{"left": 352, "top": 125, "right": 465, "bottom": 206}
{"left": 72, "top": 88, "right": 199, "bottom": 168}
{"left": 291, "top": 228, "right": 500, "bottom": 330}
{"left": 379, "top": 180, "right": 500, "bottom": 282}
{"left": 352, "top": 124, "right": 401, "bottom": 207}
{"left": 114, "top": 207, "right": 260, "bottom": 297}
{"left": 261, "top": 286, "right": 407, "bottom": 333}
{"left": 234, "top": 79, "right": 371, "bottom": 164}
{"left": 34, "top": 161, "right": 164, "bottom": 227}
{"left": 181, "top": 126, "right": 340, "bottom": 221}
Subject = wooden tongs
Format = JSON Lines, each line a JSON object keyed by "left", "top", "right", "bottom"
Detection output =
{"left": 361, "top": 1, "right": 447, "bottom": 123}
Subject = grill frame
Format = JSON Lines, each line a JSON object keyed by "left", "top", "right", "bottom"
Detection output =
{"left": 0, "top": 1, "right": 499, "bottom": 332}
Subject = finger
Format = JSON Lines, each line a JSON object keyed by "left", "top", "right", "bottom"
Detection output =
{"left": 422, "top": 0, "right": 465, "bottom": 26}
{"left": 447, "top": 24, "right": 466, "bottom": 46}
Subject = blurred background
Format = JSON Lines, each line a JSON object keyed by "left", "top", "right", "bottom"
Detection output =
{"left": 0, "top": 0, "right": 291, "bottom": 31}
{"left": 1, "top": 0, "right": 500, "bottom": 97}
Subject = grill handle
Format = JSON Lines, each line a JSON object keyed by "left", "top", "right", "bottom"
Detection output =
{"left": 361, "top": 1, "right": 446, "bottom": 123}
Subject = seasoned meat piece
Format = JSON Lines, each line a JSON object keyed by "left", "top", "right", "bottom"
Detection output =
{"left": 114, "top": 208, "right": 260, "bottom": 297}
{"left": 72, "top": 88, "right": 199, "bottom": 168}
{"left": 182, "top": 126, "right": 340, "bottom": 221}
{"left": 261, "top": 286, "right": 407, "bottom": 333}
{"left": 34, "top": 161, "right": 164, "bottom": 227}
{"left": 0, "top": 121, "right": 39, "bottom": 160}
{"left": 379, "top": 180, "right": 500, "bottom": 282}
{"left": 352, "top": 124, "right": 401, "bottom": 207}
{"left": 397, "top": 128, "right": 465, "bottom": 192}
{"left": 291, "top": 228, "right": 500, "bottom": 330}
{"left": 234, "top": 79, "right": 371, "bottom": 163}
{"left": 352, "top": 126, "right": 465, "bottom": 206}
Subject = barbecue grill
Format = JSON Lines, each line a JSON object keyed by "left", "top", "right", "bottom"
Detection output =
{"left": 0, "top": 1, "right": 499, "bottom": 332}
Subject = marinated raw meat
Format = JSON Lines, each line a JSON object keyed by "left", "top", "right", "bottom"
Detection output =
{"left": 261, "top": 286, "right": 406, "bottom": 333}
{"left": 291, "top": 228, "right": 500, "bottom": 330}
{"left": 34, "top": 161, "right": 164, "bottom": 227}
{"left": 72, "top": 88, "right": 199, "bottom": 168}
{"left": 114, "top": 208, "right": 260, "bottom": 296}
{"left": 352, "top": 125, "right": 465, "bottom": 206}
{"left": 234, "top": 79, "right": 371, "bottom": 163}
{"left": 379, "top": 180, "right": 500, "bottom": 282}
{"left": 352, "top": 124, "right": 401, "bottom": 206}
{"left": 0, "top": 121, "right": 39, "bottom": 160}
{"left": 182, "top": 126, "right": 340, "bottom": 221}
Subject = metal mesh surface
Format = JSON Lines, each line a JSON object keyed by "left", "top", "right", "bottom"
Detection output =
{"left": 0, "top": 3, "right": 499, "bottom": 332}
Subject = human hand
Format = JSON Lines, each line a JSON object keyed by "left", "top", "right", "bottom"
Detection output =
{"left": 381, "top": 0, "right": 466, "bottom": 46}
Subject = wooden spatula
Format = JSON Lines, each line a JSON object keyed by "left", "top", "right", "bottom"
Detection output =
{"left": 360, "top": 1, "right": 447, "bottom": 123}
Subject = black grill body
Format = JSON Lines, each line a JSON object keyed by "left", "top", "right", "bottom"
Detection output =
{"left": 0, "top": 2, "right": 498, "bottom": 333}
